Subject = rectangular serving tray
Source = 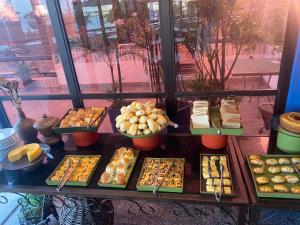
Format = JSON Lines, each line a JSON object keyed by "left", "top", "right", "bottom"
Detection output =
{"left": 247, "top": 154, "right": 300, "bottom": 199}
{"left": 52, "top": 107, "right": 107, "bottom": 134}
{"left": 45, "top": 155, "right": 101, "bottom": 187}
{"left": 190, "top": 106, "right": 244, "bottom": 135}
{"left": 98, "top": 148, "right": 139, "bottom": 189}
{"left": 136, "top": 157, "right": 185, "bottom": 193}
{"left": 200, "top": 154, "right": 236, "bottom": 197}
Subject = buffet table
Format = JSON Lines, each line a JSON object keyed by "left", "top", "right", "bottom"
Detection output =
{"left": 0, "top": 134, "right": 249, "bottom": 224}
{"left": 232, "top": 136, "right": 300, "bottom": 225}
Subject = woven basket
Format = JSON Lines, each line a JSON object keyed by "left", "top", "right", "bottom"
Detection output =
{"left": 60, "top": 198, "right": 114, "bottom": 225}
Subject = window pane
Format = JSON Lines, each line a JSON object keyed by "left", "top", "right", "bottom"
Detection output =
{"left": 59, "top": 0, "right": 163, "bottom": 93}
{"left": 3, "top": 100, "right": 73, "bottom": 125}
{"left": 173, "top": 0, "right": 290, "bottom": 92}
{"left": 176, "top": 96, "right": 275, "bottom": 136}
{"left": 0, "top": 0, "right": 69, "bottom": 95}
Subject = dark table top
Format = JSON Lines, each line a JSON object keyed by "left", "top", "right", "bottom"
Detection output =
{"left": 0, "top": 134, "right": 248, "bottom": 206}
{"left": 232, "top": 136, "right": 300, "bottom": 210}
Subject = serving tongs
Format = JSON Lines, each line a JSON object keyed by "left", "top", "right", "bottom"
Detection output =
{"left": 208, "top": 162, "right": 223, "bottom": 202}
{"left": 153, "top": 160, "right": 174, "bottom": 194}
{"left": 292, "top": 163, "right": 300, "bottom": 176}
{"left": 56, "top": 159, "right": 81, "bottom": 192}
{"left": 167, "top": 121, "right": 179, "bottom": 129}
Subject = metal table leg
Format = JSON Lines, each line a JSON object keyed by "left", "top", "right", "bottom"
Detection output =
{"left": 249, "top": 205, "right": 260, "bottom": 225}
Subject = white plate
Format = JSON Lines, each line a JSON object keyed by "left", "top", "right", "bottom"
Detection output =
{"left": 0, "top": 128, "right": 15, "bottom": 139}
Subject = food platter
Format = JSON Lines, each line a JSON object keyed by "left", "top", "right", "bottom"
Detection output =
{"left": 136, "top": 157, "right": 185, "bottom": 193}
{"left": 247, "top": 154, "right": 300, "bottom": 199}
{"left": 98, "top": 147, "right": 139, "bottom": 189}
{"left": 1, "top": 144, "right": 50, "bottom": 172}
{"left": 117, "top": 128, "right": 166, "bottom": 139}
{"left": 200, "top": 154, "right": 235, "bottom": 197}
{"left": 46, "top": 155, "right": 101, "bottom": 187}
{"left": 52, "top": 108, "right": 107, "bottom": 134}
{"left": 190, "top": 107, "right": 244, "bottom": 135}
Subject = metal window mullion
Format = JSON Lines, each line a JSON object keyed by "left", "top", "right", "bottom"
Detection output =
{"left": 0, "top": 101, "right": 11, "bottom": 128}
{"left": 175, "top": 89, "right": 278, "bottom": 98}
{"left": 46, "top": 0, "right": 83, "bottom": 108}
{"left": 159, "top": 0, "right": 177, "bottom": 120}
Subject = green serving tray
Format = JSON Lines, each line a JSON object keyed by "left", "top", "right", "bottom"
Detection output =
{"left": 46, "top": 155, "right": 101, "bottom": 187}
{"left": 136, "top": 157, "right": 185, "bottom": 193}
{"left": 52, "top": 107, "right": 107, "bottom": 134}
{"left": 200, "top": 154, "right": 235, "bottom": 197}
{"left": 247, "top": 154, "right": 300, "bottom": 199}
{"left": 98, "top": 148, "right": 139, "bottom": 189}
{"left": 190, "top": 106, "right": 244, "bottom": 135}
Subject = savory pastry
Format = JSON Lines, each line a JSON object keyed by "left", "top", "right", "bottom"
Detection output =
{"left": 259, "top": 185, "right": 273, "bottom": 193}
{"left": 100, "top": 172, "right": 113, "bottom": 184}
{"left": 206, "top": 185, "right": 214, "bottom": 193}
{"left": 281, "top": 166, "right": 294, "bottom": 173}
{"left": 291, "top": 186, "right": 300, "bottom": 193}
{"left": 220, "top": 156, "right": 227, "bottom": 162}
{"left": 274, "top": 184, "right": 289, "bottom": 193}
{"left": 256, "top": 176, "right": 269, "bottom": 184}
{"left": 210, "top": 156, "right": 219, "bottom": 161}
{"left": 214, "top": 186, "right": 222, "bottom": 193}
{"left": 116, "top": 164, "right": 127, "bottom": 174}
{"left": 105, "top": 163, "right": 116, "bottom": 175}
{"left": 249, "top": 155, "right": 261, "bottom": 160}
{"left": 291, "top": 157, "right": 300, "bottom": 164}
{"left": 268, "top": 166, "right": 281, "bottom": 174}
{"left": 284, "top": 175, "right": 299, "bottom": 184}
{"left": 116, "top": 173, "right": 126, "bottom": 185}
{"left": 223, "top": 170, "right": 230, "bottom": 178}
{"left": 116, "top": 102, "right": 169, "bottom": 136}
{"left": 120, "top": 157, "right": 131, "bottom": 167}
{"left": 250, "top": 159, "right": 264, "bottom": 166}
{"left": 213, "top": 178, "right": 221, "bottom": 186}
{"left": 223, "top": 186, "right": 232, "bottom": 195}
{"left": 206, "top": 178, "right": 213, "bottom": 186}
{"left": 203, "top": 172, "right": 210, "bottom": 179}
{"left": 278, "top": 158, "right": 290, "bottom": 165}
{"left": 271, "top": 175, "right": 285, "bottom": 184}
{"left": 210, "top": 171, "right": 219, "bottom": 178}
{"left": 265, "top": 159, "right": 278, "bottom": 166}
{"left": 295, "top": 164, "right": 300, "bottom": 170}
{"left": 222, "top": 119, "right": 241, "bottom": 128}
{"left": 223, "top": 179, "right": 231, "bottom": 186}
{"left": 120, "top": 121, "right": 131, "bottom": 132}
{"left": 59, "top": 107, "right": 104, "bottom": 128}
{"left": 253, "top": 167, "right": 264, "bottom": 175}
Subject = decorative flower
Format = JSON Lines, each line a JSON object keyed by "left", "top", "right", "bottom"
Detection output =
{"left": 0, "top": 79, "right": 22, "bottom": 110}
{"left": 132, "top": 12, "right": 138, "bottom": 17}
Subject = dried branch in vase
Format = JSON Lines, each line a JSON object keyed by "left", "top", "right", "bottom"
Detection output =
{"left": 0, "top": 79, "right": 22, "bottom": 111}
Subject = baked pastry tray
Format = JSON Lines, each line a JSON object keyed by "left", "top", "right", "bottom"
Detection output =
{"left": 247, "top": 154, "right": 300, "bottom": 199}
{"left": 117, "top": 127, "right": 166, "bottom": 139}
{"left": 52, "top": 107, "right": 107, "bottom": 134}
{"left": 46, "top": 155, "right": 101, "bottom": 187}
{"left": 136, "top": 157, "right": 185, "bottom": 193}
{"left": 190, "top": 106, "right": 244, "bottom": 136}
{"left": 200, "top": 154, "right": 236, "bottom": 197}
{"left": 98, "top": 148, "right": 139, "bottom": 189}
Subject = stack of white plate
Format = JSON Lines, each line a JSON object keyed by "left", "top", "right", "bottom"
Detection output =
{"left": 0, "top": 128, "right": 22, "bottom": 161}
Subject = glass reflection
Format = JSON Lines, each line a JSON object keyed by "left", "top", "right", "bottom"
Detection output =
{"left": 0, "top": 0, "right": 68, "bottom": 95}
{"left": 173, "top": 0, "right": 290, "bottom": 92}
{"left": 60, "top": 0, "right": 163, "bottom": 93}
